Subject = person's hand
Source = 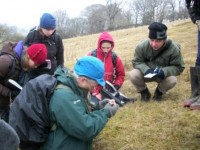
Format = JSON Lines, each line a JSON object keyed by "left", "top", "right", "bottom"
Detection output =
{"left": 95, "top": 93, "right": 102, "bottom": 100}
{"left": 103, "top": 101, "right": 119, "bottom": 118}
{"left": 92, "top": 92, "right": 102, "bottom": 100}
{"left": 144, "top": 69, "right": 154, "bottom": 75}
{"left": 114, "top": 84, "right": 120, "bottom": 91}
{"left": 154, "top": 68, "right": 165, "bottom": 79}
{"left": 98, "top": 99, "right": 109, "bottom": 109}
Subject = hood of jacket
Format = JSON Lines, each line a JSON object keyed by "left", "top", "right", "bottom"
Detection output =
{"left": 97, "top": 32, "right": 115, "bottom": 54}
{"left": 54, "top": 66, "right": 87, "bottom": 97}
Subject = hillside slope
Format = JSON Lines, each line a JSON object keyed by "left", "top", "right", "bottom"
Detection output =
{"left": 63, "top": 19, "right": 200, "bottom": 150}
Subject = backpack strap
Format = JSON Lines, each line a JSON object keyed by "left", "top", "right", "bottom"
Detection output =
{"left": 50, "top": 84, "right": 74, "bottom": 132}
{"left": 91, "top": 49, "right": 97, "bottom": 57}
{"left": 111, "top": 51, "right": 117, "bottom": 68}
{"left": 111, "top": 52, "right": 117, "bottom": 80}
{"left": 56, "top": 84, "right": 73, "bottom": 93}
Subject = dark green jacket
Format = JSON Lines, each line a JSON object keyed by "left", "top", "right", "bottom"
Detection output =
{"left": 132, "top": 39, "right": 185, "bottom": 76}
{"left": 40, "top": 67, "right": 110, "bottom": 150}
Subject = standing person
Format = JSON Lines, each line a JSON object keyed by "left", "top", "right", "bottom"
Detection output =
{"left": 129, "top": 22, "right": 185, "bottom": 101}
{"left": 88, "top": 31, "right": 125, "bottom": 101}
{"left": 39, "top": 56, "right": 119, "bottom": 150}
{"left": 24, "top": 12, "right": 64, "bottom": 80}
{"left": 0, "top": 41, "right": 47, "bottom": 122}
{"left": 183, "top": 0, "right": 200, "bottom": 109}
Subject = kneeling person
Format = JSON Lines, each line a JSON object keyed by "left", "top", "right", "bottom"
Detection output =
{"left": 129, "top": 22, "right": 185, "bottom": 101}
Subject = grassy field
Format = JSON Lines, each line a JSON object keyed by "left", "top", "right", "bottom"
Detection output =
{"left": 63, "top": 19, "right": 200, "bottom": 150}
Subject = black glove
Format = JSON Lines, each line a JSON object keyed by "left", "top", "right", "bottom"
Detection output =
{"left": 154, "top": 68, "right": 165, "bottom": 79}
{"left": 144, "top": 69, "right": 154, "bottom": 75}
{"left": 188, "top": 8, "right": 200, "bottom": 24}
{"left": 104, "top": 103, "right": 119, "bottom": 118}
{"left": 105, "top": 84, "right": 116, "bottom": 93}
{"left": 114, "top": 85, "right": 120, "bottom": 91}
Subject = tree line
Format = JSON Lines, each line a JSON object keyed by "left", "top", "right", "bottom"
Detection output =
{"left": 0, "top": 0, "right": 188, "bottom": 42}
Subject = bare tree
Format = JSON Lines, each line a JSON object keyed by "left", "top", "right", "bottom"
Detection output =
{"left": 0, "top": 24, "right": 24, "bottom": 43}
{"left": 129, "top": 0, "right": 143, "bottom": 26}
{"left": 82, "top": 4, "right": 107, "bottom": 34}
{"left": 129, "top": 0, "right": 170, "bottom": 25}
{"left": 67, "top": 17, "right": 88, "bottom": 37}
{"left": 53, "top": 10, "right": 70, "bottom": 38}
{"left": 121, "top": 9, "right": 134, "bottom": 28}
{"left": 105, "top": 0, "right": 125, "bottom": 30}
{"left": 176, "top": 0, "right": 189, "bottom": 19}
{"left": 51, "top": 0, "right": 190, "bottom": 37}
{"left": 166, "top": 0, "right": 176, "bottom": 21}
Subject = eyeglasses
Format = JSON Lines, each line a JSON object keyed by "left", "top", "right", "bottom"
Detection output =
{"left": 86, "top": 78, "right": 98, "bottom": 86}
{"left": 84, "top": 77, "right": 98, "bottom": 91}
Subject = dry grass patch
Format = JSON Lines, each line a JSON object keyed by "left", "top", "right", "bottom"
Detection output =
{"left": 63, "top": 19, "right": 200, "bottom": 149}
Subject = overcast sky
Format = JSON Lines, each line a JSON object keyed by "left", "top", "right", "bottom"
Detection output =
{"left": 0, "top": 0, "right": 105, "bottom": 30}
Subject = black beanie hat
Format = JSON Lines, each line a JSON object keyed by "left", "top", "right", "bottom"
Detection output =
{"left": 148, "top": 22, "right": 167, "bottom": 40}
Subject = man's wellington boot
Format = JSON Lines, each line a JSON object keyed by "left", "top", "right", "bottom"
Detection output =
{"left": 140, "top": 88, "right": 151, "bottom": 102}
{"left": 153, "top": 87, "right": 163, "bottom": 101}
{"left": 184, "top": 67, "right": 200, "bottom": 107}
{"left": 190, "top": 96, "right": 200, "bottom": 110}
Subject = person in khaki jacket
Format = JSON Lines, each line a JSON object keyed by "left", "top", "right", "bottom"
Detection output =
{"left": 129, "top": 22, "right": 185, "bottom": 101}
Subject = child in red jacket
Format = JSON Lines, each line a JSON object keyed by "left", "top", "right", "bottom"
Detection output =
{"left": 88, "top": 32, "right": 125, "bottom": 101}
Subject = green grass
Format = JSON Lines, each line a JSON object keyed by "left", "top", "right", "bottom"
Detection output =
{"left": 63, "top": 19, "right": 200, "bottom": 150}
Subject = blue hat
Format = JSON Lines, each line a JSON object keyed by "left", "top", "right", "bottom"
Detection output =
{"left": 40, "top": 13, "right": 56, "bottom": 30}
{"left": 74, "top": 56, "right": 105, "bottom": 87}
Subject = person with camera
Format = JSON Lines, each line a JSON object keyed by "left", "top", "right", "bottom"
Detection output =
{"left": 39, "top": 56, "right": 119, "bottom": 150}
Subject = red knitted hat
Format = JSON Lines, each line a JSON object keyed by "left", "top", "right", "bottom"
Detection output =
{"left": 27, "top": 44, "right": 47, "bottom": 65}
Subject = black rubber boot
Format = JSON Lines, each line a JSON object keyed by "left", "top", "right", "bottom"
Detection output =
{"left": 190, "top": 67, "right": 200, "bottom": 97}
{"left": 140, "top": 88, "right": 151, "bottom": 102}
{"left": 184, "top": 67, "right": 200, "bottom": 107}
{"left": 153, "top": 87, "right": 163, "bottom": 101}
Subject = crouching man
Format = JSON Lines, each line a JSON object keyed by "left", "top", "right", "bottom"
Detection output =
{"left": 129, "top": 22, "right": 185, "bottom": 101}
